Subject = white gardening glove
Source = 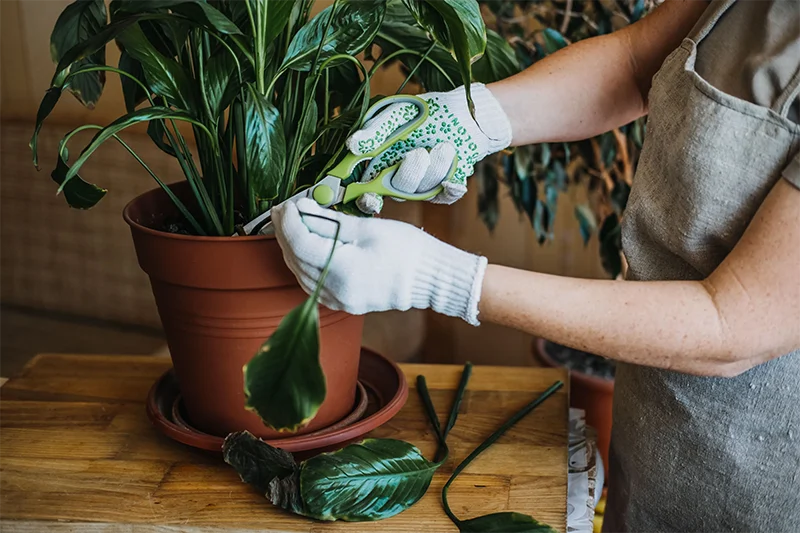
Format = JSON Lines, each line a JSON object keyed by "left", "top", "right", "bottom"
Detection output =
{"left": 272, "top": 197, "right": 488, "bottom": 326}
{"left": 347, "top": 82, "right": 512, "bottom": 214}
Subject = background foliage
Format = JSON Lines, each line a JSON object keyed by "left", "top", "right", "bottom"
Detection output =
{"left": 476, "top": 0, "right": 658, "bottom": 277}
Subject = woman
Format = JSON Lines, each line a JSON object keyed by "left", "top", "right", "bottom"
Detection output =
{"left": 272, "top": 0, "right": 800, "bottom": 530}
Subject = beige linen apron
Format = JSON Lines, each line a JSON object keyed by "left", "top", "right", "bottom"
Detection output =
{"left": 603, "top": 1, "right": 800, "bottom": 531}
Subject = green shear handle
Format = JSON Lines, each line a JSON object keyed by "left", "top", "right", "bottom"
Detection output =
{"left": 324, "top": 94, "right": 456, "bottom": 203}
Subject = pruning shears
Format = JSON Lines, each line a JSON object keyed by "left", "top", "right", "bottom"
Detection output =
{"left": 237, "top": 94, "right": 457, "bottom": 236}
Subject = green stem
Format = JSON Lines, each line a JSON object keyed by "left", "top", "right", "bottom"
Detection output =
{"left": 310, "top": 0, "right": 338, "bottom": 74}
{"left": 441, "top": 380, "right": 565, "bottom": 526}
{"left": 439, "top": 362, "right": 472, "bottom": 461}
{"left": 397, "top": 42, "right": 436, "bottom": 94}
{"left": 56, "top": 125, "right": 206, "bottom": 236}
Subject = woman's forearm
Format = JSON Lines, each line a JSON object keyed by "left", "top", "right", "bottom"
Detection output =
{"left": 488, "top": 0, "right": 708, "bottom": 146}
{"left": 479, "top": 266, "right": 737, "bottom": 376}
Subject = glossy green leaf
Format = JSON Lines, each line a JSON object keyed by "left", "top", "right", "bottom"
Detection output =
{"left": 301, "top": 439, "right": 440, "bottom": 521}
{"left": 242, "top": 86, "right": 286, "bottom": 203}
{"left": 459, "top": 512, "right": 558, "bottom": 533}
{"left": 52, "top": 151, "right": 108, "bottom": 209}
{"left": 574, "top": 204, "right": 596, "bottom": 245}
{"left": 30, "top": 88, "right": 63, "bottom": 168}
{"left": 402, "top": 0, "right": 486, "bottom": 112}
{"left": 204, "top": 52, "right": 239, "bottom": 117}
{"left": 598, "top": 213, "right": 622, "bottom": 278}
{"left": 541, "top": 28, "right": 567, "bottom": 55}
{"left": 111, "top": 0, "right": 241, "bottom": 35}
{"left": 118, "top": 50, "right": 149, "bottom": 112}
{"left": 282, "top": 0, "right": 387, "bottom": 72}
{"left": 261, "top": 0, "right": 296, "bottom": 45}
{"left": 376, "top": 2, "right": 460, "bottom": 92}
{"left": 117, "top": 23, "right": 196, "bottom": 110}
{"left": 472, "top": 29, "right": 520, "bottom": 84}
{"left": 49, "top": 0, "right": 108, "bottom": 108}
{"left": 147, "top": 119, "right": 177, "bottom": 157}
{"left": 243, "top": 285, "right": 324, "bottom": 432}
{"left": 222, "top": 431, "right": 304, "bottom": 514}
{"left": 61, "top": 107, "right": 208, "bottom": 188}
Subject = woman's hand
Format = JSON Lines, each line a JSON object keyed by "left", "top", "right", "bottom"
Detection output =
{"left": 345, "top": 83, "right": 512, "bottom": 214}
{"left": 271, "top": 198, "right": 488, "bottom": 325}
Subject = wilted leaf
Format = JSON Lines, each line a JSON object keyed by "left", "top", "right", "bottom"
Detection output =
{"left": 30, "top": 88, "right": 63, "bottom": 168}
{"left": 51, "top": 151, "right": 108, "bottom": 209}
{"left": 282, "top": 0, "right": 387, "bottom": 72}
{"left": 301, "top": 439, "right": 440, "bottom": 521}
{"left": 222, "top": 431, "right": 304, "bottom": 515}
{"left": 49, "top": 0, "right": 108, "bottom": 108}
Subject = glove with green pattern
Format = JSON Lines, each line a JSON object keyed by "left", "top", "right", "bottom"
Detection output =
{"left": 346, "top": 83, "right": 512, "bottom": 214}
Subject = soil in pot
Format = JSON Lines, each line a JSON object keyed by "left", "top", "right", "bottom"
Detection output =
{"left": 533, "top": 338, "right": 614, "bottom": 469}
{"left": 124, "top": 182, "right": 365, "bottom": 440}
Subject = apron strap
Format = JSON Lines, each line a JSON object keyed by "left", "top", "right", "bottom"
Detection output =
{"left": 687, "top": 0, "right": 738, "bottom": 44}
{"left": 773, "top": 68, "right": 800, "bottom": 118}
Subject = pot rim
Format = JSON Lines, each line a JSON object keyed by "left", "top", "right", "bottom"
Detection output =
{"left": 532, "top": 337, "right": 614, "bottom": 392}
{"left": 123, "top": 183, "right": 277, "bottom": 243}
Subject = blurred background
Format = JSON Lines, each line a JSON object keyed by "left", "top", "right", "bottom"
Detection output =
{"left": 0, "top": 0, "right": 610, "bottom": 379}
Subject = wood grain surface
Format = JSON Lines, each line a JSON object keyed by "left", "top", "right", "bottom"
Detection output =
{"left": 0, "top": 354, "right": 569, "bottom": 532}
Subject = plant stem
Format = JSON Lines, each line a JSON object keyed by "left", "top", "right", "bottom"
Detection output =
{"left": 396, "top": 42, "right": 436, "bottom": 94}
{"left": 441, "top": 380, "right": 564, "bottom": 526}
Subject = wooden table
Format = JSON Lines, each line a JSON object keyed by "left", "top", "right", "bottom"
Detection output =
{"left": 0, "top": 354, "right": 569, "bottom": 532}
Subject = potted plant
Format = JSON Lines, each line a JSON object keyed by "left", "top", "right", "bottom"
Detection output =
{"left": 31, "top": 0, "right": 498, "bottom": 437}
{"left": 475, "top": 0, "right": 656, "bottom": 467}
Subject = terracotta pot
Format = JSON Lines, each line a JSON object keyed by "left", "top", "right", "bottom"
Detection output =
{"left": 124, "top": 182, "right": 364, "bottom": 439}
{"left": 532, "top": 338, "right": 614, "bottom": 468}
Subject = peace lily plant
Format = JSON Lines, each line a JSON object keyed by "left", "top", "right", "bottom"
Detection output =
{"left": 32, "top": 0, "right": 505, "bottom": 429}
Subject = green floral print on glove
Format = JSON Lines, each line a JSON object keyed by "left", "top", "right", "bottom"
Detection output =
{"left": 345, "top": 83, "right": 513, "bottom": 214}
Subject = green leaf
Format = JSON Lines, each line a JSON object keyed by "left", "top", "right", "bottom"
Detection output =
{"left": 147, "top": 119, "right": 176, "bottom": 157}
{"left": 477, "top": 160, "right": 499, "bottom": 232}
{"left": 49, "top": 0, "right": 108, "bottom": 108}
{"left": 459, "top": 512, "right": 558, "bottom": 533}
{"left": 30, "top": 88, "right": 63, "bottom": 168}
{"left": 117, "top": 23, "right": 196, "bottom": 111}
{"left": 61, "top": 107, "right": 208, "bottom": 188}
{"left": 222, "top": 431, "right": 304, "bottom": 515}
{"left": 243, "top": 291, "right": 324, "bottom": 432}
{"left": 401, "top": 0, "right": 486, "bottom": 113}
{"left": 52, "top": 150, "right": 108, "bottom": 209}
{"left": 111, "top": 0, "right": 241, "bottom": 35}
{"left": 282, "top": 0, "right": 387, "bottom": 72}
{"left": 472, "top": 29, "right": 520, "bottom": 84}
{"left": 541, "top": 28, "right": 567, "bottom": 55}
{"left": 300, "top": 439, "right": 439, "bottom": 521}
{"left": 118, "top": 51, "right": 148, "bottom": 112}
{"left": 574, "top": 204, "right": 596, "bottom": 245}
{"left": 262, "top": 0, "right": 296, "bottom": 45}
{"left": 376, "top": 2, "right": 460, "bottom": 92}
{"left": 242, "top": 87, "right": 286, "bottom": 203}
{"left": 598, "top": 213, "right": 622, "bottom": 278}
{"left": 204, "top": 52, "right": 240, "bottom": 117}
